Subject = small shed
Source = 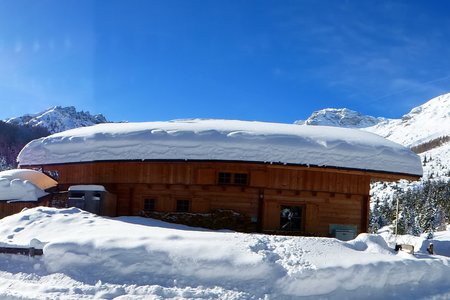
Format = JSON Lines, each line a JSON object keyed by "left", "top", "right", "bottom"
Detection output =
{"left": 0, "top": 169, "right": 56, "bottom": 218}
{"left": 68, "top": 185, "right": 117, "bottom": 216}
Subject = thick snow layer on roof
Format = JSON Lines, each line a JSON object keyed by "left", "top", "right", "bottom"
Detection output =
{"left": 0, "top": 169, "right": 49, "bottom": 201}
{"left": 68, "top": 185, "right": 106, "bottom": 192}
{"left": 0, "top": 169, "right": 57, "bottom": 190}
{"left": 18, "top": 119, "right": 422, "bottom": 176}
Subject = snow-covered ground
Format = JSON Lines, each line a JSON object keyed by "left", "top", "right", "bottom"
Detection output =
{"left": 1, "top": 207, "right": 450, "bottom": 299}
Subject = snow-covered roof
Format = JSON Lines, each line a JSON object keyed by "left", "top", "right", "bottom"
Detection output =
{"left": 17, "top": 119, "right": 423, "bottom": 177}
{"left": 0, "top": 169, "right": 53, "bottom": 202}
{"left": 69, "top": 185, "right": 106, "bottom": 192}
{"left": 0, "top": 169, "right": 57, "bottom": 190}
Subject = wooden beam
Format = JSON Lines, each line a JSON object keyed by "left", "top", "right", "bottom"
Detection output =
{"left": 267, "top": 163, "right": 420, "bottom": 182}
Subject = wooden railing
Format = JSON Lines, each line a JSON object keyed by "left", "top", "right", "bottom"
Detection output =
{"left": 0, "top": 247, "right": 43, "bottom": 257}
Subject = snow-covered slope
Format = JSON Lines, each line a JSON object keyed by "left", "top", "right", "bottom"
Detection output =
{"left": 364, "top": 93, "right": 450, "bottom": 148}
{"left": 295, "top": 108, "right": 385, "bottom": 128}
{"left": 297, "top": 93, "right": 450, "bottom": 148}
{"left": 4, "top": 106, "right": 108, "bottom": 134}
{"left": 0, "top": 207, "right": 449, "bottom": 299}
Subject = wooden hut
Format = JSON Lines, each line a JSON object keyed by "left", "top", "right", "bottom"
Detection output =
{"left": 17, "top": 120, "right": 422, "bottom": 238}
{"left": 0, "top": 169, "right": 57, "bottom": 218}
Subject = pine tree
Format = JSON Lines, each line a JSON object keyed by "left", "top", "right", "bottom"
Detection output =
{"left": 369, "top": 178, "right": 450, "bottom": 236}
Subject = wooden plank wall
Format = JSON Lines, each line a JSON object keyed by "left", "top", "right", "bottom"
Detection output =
{"left": 42, "top": 161, "right": 372, "bottom": 235}
{"left": 0, "top": 199, "right": 49, "bottom": 219}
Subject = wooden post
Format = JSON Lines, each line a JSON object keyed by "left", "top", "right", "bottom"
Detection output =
{"left": 256, "top": 189, "right": 264, "bottom": 232}
{"left": 361, "top": 196, "right": 370, "bottom": 233}
{"left": 395, "top": 195, "right": 400, "bottom": 242}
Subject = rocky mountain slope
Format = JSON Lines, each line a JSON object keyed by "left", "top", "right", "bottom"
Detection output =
{"left": 4, "top": 106, "right": 108, "bottom": 134}
{"left": 0, "top": 106, "right": 108, "bottom": 170}
{"left": 295, "top": 108, "right": 385, "bottom": 128}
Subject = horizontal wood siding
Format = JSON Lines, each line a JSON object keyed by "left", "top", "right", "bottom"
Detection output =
{"left": 46, "top": 162, "right": 372, "bottom": 194}
{"left": 38, "top": 161, "right": 375, "bottom": 236}
{"left": 0, "top": 199, "right": 49, "bottom": 219}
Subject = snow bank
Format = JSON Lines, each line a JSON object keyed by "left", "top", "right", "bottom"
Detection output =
{"left": 379, "top": 226, "right": 450, "bottom": 258}
{"left": 1, "top": 207, "right": 450, "bottom": 299}
{"left": 430, "top": 230, "right": 450, "bottom": 257}
{"left": 18, "top": 119, "right": 422, "bottom": 177}
{"left": 0, "top": 169, "right": 50, "bottom": 201}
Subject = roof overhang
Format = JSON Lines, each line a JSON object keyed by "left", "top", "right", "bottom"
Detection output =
{"left": 20, "top": 159, "right": 421, "bottom": 182}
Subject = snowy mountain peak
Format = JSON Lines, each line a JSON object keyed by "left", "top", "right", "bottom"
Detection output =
{"left": 365, "top": 92, "right": 450, "bottom": 147}
{"left": 5, "top": 106, "right": 108, "bottom": 134}
{"left": 295, "top": 108, "right": 384, "bottom": 128}
{"left": 401, "top": 92, "right": 450, "bottom": 124}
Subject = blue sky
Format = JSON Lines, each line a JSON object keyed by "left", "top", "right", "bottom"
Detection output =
{"left": 0, "top": 0, "right": 449, "bottom": 123}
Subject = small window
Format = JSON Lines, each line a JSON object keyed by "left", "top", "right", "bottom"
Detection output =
{"left": 218, "top": 172, "right": 249, "bottom": 185}
{"left": 218, "top": 172, "right": 232, "bottom": 184}
{"left": 234, "top": 173, "right": 248, "bottom": 185}
{"left": 144, "top": 199, "right": 156, "bottom": 212}
{"left": 176, "top": 199, "right": 190, "bottom": 212}
{"left": 44, "top": 170, "right": 59, "bottom": 180}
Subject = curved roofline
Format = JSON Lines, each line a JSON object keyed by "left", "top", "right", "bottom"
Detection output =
{"left": 17, "top": 119, "right": 423, "bottom": 177}
{"left": 20, "top": 159, "right": 421, "bottom": 181}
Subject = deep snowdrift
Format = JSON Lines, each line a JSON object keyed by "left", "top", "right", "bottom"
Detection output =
{"left": 1, "top": 207, "right": 449, "bottom": 299}
{"left": 18, "top": 119, "right": 422, "bottom": 176}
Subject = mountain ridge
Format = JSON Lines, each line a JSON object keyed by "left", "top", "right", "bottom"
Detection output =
{"left": 0, "top": 106, "right": 108, "bottom": 170}
{"left": 294, "top": 108, "right": 386, "bottom": 128}
{"left": 4, "top": 106, "right": 108, "bottom": 134}
{"left": 364, "top": 93, "right": 450, "bottom": 149}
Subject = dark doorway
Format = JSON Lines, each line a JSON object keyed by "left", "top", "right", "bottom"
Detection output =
{"left": 280, "top": 205, "right": 303, "bottom": 231}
